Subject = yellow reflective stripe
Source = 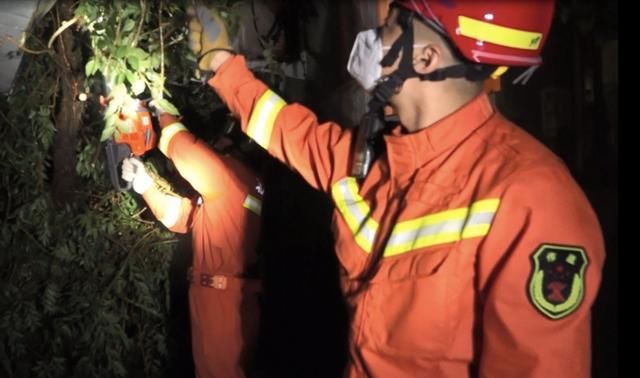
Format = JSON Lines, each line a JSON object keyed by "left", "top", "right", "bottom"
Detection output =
{"left": 331, "top": 177, "right": 378, "bottom": 253}
{"left": 158, "top": 122, "right": 188, "bottom": 156}
{"left": 392, "top": 207, "right": 468, "bottom": 234}
{"left": 332, "top": 176, "right": 500, "bottom": 256}
{"left": 246, "top": 89, "right": 286, "bottom": 149}
{"left": 384, "top": 199, "right": 501, "bottom": 257}
{"left": 243, "top": 194, "right": 262, "bottom": 216}
{"left": 160, "top": 195, "right": 182, "bottom": 228}
{"left": 491, "top": 66, "right": 509, "bottom": 79}
{"left": 461, "top": 198, "right": 500, "bottom": 238}
{"left": 469, "top": 198, "right": 500, "bottom": 213}
{"left": 461, "top": 224, "right": 491, "bottom": 239}
{"left": 385, "top": 215, "right": 467, "bottom": 257}
{"left": 458, "top": 16, "right": 543, "bottom": 50}
{"left": 332, "top": 178, "right": 377, "bottom": 252}
{"left": 355, "top": 217, "right": 378, "bottom": 253}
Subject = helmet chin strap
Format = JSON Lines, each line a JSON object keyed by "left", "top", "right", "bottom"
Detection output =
{"left": 368, "top": 7, "right": 415, "bottom": 113}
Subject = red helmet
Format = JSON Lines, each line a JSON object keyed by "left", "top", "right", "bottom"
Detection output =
{"left": 393, "top": 0, "right": 556, "bottom": 67}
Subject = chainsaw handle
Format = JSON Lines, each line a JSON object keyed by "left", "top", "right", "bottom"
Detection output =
{"left": 104, "top": 139, "right": 133, "bottom": 192}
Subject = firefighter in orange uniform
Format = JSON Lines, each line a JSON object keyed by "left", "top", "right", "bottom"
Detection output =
{"left": 121, "top": 109, "right": 263, "bottom": 378}
{"left": 189, "top": 1, "right": 605, "bottom": 376}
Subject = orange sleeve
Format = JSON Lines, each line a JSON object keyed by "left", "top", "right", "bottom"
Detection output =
{"left": 208, "top": 55, "right": 352, "bottom": 193}
{"left": 477, "top": 166, "right": 605, "bottom": 377}
{"left": 158, "top": 123, "right": 256, "bottom": 202}
{"left": 141, "top": 184, "right": 194, "bottom": 234}
{"left": 143, "top": 124, "right": 259, "bottom": 233}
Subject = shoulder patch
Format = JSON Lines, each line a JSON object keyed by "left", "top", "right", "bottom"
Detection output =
{"left": 528, "top": 244, "right": 589, "bottom": 320}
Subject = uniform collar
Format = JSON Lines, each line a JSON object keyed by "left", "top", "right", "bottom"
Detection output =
{"left": 384, "top": 92, "right": 495, "bottom": 176}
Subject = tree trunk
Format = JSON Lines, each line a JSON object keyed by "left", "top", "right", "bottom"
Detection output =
{"left": 52, "top": 0, "right": 85, "bottom": 205}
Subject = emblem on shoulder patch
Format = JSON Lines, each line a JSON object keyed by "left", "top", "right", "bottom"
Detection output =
{"left": 528, "top": 244, "right": 589, "bottom": 320}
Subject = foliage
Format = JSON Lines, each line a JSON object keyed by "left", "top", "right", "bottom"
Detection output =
{"left": 0, "top": 0, "right": 282, "bottom": 376}
{"left": 0, "top": 2, "right": 194, "bottom": 376}
{"left": 75, "top": 0, "right": 189, "bottom": 141}
{"left": 74, "top": 0, "right": 247, "bottom": 141}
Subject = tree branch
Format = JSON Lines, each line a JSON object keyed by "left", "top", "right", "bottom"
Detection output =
{"left": 47, "top": 16, "right": 79, "bottom": 49}
{"left": 1, "top": 35, "right": 50, "bottom": 55}
{"left": 132, "top": 0, "right": 146, "bottom": 47}
{"left": 159, "top": 0, "right": 165, "bottom": 92}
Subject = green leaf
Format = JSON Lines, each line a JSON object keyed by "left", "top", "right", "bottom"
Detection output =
{"left": 137, "top": 58, "right": 149, "bottom": 71}
{"left": 85, "top": 59, "right": 97, "bottom": 77}
{"left": 123, "top": 3, "right": 139, "bottom": 18}
{"left": 110, "top": 84, "right": 128, "bottom": 102}
{"left": 74, "top": 3, "right": 87, "bottom": 19}
{"left": 149, "top": 55, "right": 161, "bottom": 70}
{"left": 153, "top": 98, "right": 179, "bottom": 116}
{"left": 101, "top": 125, "right": 116, "bottom": 141}
{"left": 127, "top": 55, "right": 139, "bottom": 70}
{"left": 122, "top": 19, "right": 136, "bottom": 32}
{"left": 97, "top": 38, "right": 108, "bottom": 51}
{"left": 115, "top": 46, "right": 129, "bottom": 58}
{"left": 43, "top": 283, "right": 60, "bottom": 314}
{"left": 115, "top": 72, "right": 125, "bottom": 85}
{"left": 53, "top": 244, "right": 72, "bottom": 262}
{"left": 104, "top": 113, "right": 118, "bottom": 129}
{"left": 144, "top": 71, "right": 159, "bottom": 83}
{"left": 125, "top": 71, "right": 136, "bottom": 86}
{"left": 105, "top": 101, "right": 119, "bottom": 117}
{"left": 115, "top": 118, "right": 133, "bottom": 134}
{"left": 130, "top": 47, "right": 149, "bottom": 61}
{"left": 131, "top": 79, "right": 146, "bottom": 96}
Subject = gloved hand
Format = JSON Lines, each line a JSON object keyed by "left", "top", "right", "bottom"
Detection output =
{"left": 188, "top": 4, "right": 231, "bottom": 71}
{"left": 121, "top": 157, "right": 153, "bottom": 194}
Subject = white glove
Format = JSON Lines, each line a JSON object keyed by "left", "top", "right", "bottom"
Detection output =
{"left": 121, "top": 157, "right": 153, "bottom": 194}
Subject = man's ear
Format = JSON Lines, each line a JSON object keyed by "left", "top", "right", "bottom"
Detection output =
{"left": 413, "top": 45, "right": 442, "bottom": 75}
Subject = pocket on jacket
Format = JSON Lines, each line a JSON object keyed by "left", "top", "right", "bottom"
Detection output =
{"left": 366, "top": 263, "right": 451, "bottom": 358}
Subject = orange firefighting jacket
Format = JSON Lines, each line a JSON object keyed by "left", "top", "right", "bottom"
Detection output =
{"left": 209, "top": 55, "right": 605, "bottom": 377}
{"left": 142, "top": 121, "right": 263, "bottom": 378}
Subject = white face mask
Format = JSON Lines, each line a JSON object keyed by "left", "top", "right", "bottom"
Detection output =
{"left": 346, "top": 29, "right": 384, "bottom": 92}
{"left": 347, "top": 28, "right": 428, "bottom": 92}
